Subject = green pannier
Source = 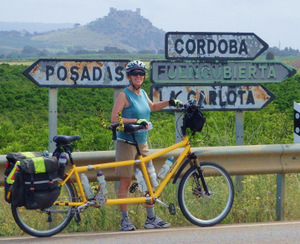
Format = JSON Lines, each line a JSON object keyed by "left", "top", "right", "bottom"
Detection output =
{"left": 11, "top": 156, "right": 61, "bottom": 209}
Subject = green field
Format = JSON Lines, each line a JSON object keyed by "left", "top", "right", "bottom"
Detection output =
{"left": 0, "top": 62, "right": 300, "bottom": 236}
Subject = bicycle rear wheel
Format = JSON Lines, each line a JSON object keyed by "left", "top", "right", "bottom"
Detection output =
{"left": 11, "top": 179, "right": 75, "bottom": 237}
{"left": 178, "top": 162, "right": 234, "bottom": 227}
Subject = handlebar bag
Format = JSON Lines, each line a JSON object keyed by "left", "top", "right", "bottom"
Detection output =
{"left": 184, "top": 109, "right": 206, "bottom": 135}
{"left": 11, "top": 156, "right": 61, "bottom": 210}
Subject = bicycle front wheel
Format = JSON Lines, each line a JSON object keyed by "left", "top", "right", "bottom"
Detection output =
{"left": 178, "top": 162, "right": 234, "bottom": 227}
{"left": 11, "top": 179, "right": 75, "bottom": 237}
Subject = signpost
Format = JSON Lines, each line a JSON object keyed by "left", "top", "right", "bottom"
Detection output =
{"left": 150, "top": 60, "right": 297, "bottom": 84}
{"left": 23, "top": 58, "right": 130, "bottom": 152}
{"left": 155, "top": 31, "right": 296, "bottom": 211}
{"left": 150, "top": 84, "right": 275, "bottom": 111}
{"left": 23, "top": 59, "right": 130, "bottom": 87}
{"left": 165, "top": 32, "right": 269, "bottom": 60}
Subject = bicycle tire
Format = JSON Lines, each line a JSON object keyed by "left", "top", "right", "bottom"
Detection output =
{"left": 11, "top": 179, "right": 76, "bottom": 237}
{"left": 178, "top": 162, "right": 234, "bottom": 227}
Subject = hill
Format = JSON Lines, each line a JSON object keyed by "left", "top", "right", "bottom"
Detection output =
{"left": 0, "top": 8, "right": 165, "bottom": 55}
{"left": 0, "top": 22, "right": 74, "bottom": 33}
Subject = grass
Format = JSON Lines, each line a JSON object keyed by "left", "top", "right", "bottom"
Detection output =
{"left": 1, "top": 173, "right": 300, "bottom": 236}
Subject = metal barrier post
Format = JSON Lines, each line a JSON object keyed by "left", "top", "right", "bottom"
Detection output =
{"left": 235, "top": 111, "right": 244, "bottom": 192}
{"left": 276, "top": 174, "right": 285, "bottom": 220}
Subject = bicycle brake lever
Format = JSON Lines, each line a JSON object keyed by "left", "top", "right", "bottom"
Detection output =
{"left": 198, "top": 91, "right": 205, "bottom": 107}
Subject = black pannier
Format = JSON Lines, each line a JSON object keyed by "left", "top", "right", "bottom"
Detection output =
{"left": 11, "top": 156, "right": 61, "bottom": 209}
{"left": 4, "top": 152, "right": 44, "bottom": 203}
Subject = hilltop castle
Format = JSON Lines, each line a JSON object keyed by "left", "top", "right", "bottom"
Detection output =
{"left": 109, "top": 7, "right": 141, "bottom": 16}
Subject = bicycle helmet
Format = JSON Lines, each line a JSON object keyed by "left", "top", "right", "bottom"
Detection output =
{"left": 125, "top": 60, "right": 147, "bottom": 73}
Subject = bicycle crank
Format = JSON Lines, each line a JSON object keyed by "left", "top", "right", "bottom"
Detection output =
{"left": 153, "top": 197, "right": 176, "bottom": 215}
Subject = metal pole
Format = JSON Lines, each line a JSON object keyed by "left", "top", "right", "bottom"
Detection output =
{"left": 276, "top": 174, "right": 285, "bottom": 220}
{"left": 48, "top": 88, "right": 58, "bottom": 153}
{"left": 175, "top": 112, "right": 183, "bottom": 143}
{"left": 235, "top": 111, "right": 244, "bottom": 192}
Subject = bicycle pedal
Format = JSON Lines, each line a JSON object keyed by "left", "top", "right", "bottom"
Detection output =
{"left": 129, "top": 183, "right": 138, "bottom": 193}
{"left": 168, "top": 203, "right": 176, "bottom": 215}
{"left": 46, "top": 213, "right": 52, "bottom": 222}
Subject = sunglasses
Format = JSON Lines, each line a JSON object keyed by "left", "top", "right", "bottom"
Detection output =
{"left": 129, "top": 71, "right": 146, "bottom": 76}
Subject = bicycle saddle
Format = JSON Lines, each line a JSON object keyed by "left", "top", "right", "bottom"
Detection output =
{"left": 53, "top": 135, "right": 81, "bottom": 145}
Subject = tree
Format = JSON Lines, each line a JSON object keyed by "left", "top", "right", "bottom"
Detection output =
{"left": 266, "top": 51, "right": 274, "bottom": 60}
{"left": 22, "top": 46, "right": 39, "bottom": 55}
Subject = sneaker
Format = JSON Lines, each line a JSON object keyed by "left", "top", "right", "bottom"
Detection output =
{"left": 144, "top": 215, "right": 170, "bottom": 229}
{"left": 120, "top": 217, "right": 136, "bottom": 231}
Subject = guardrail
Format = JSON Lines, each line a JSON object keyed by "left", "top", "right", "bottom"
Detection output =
{"left": 1, "top": 143, "right": 299, "bottom": 220}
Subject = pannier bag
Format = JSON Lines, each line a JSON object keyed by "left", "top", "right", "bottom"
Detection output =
{"left": 4, "top": 152, "right": 43, "bottom": 203}
{"left": 11, "top": 156, "right": 61, "bottom": 209}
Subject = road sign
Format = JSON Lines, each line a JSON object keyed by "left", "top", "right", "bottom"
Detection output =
{"left": 23, "top": 59, "right": 130, "bottom": 87}
{"left": 165, "top": 32, "right": 269, "bottom": 60}
{"left": 150, "top": 60, "right": 296, "bottom": 84}
{"left": 150, "top": 84, "right": 275, "bottom": 111}
{"left": 294, "top": 102, "right": 300, "bottom": 143}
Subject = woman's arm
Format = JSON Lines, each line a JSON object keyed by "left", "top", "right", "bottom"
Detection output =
{"left": 146, "top": 93, "right": 170, "bottom": 112}
{"left": 111, "top": 91, "right": 138, "bottom": 124}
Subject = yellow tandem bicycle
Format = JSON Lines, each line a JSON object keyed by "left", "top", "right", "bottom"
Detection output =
{"left": 11, "top": 99, "right": 234, "bottom": 237}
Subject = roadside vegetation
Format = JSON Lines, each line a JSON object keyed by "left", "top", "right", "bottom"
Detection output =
{"left": 0, "top": 59, "right": 300, "bottom": 236}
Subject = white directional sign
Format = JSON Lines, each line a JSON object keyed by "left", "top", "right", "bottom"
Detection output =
{"left": 23, "top": 59, "right": 130, "bottom": 87}
{"left": 150, "top": 84, "right": 275, "bottom": 111}
{"left": 150, "top": 60, "right": 296, "bottom": 84}
{"left": 166, "top": 32, "right": 269, "bottom": 60}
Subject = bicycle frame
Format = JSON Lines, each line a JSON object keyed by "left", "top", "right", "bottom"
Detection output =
{"left": 55, "top": 135, "right": 191, "bottom": 207}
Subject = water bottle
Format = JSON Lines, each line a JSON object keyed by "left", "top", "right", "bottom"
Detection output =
{"left": 97, "top": 170, "right": 109, "bottom": 194}
{"left": 57, "top": 152, "right": 68, "bottom": 178}
{"left": 58, "top": 152, "right": 68, "bottom": 165}
{"left": 158, "top": 156, "right": 174, "bottom": 179}
{"left": 81, "top": 173, "right": 94, "bottom": 200}
{"left": 134, "top": 168, "right": 148, "bottom": 193}
{"left": 43, "top": 150, "right": 50, "bottom": 157}
{"left": 147, "top": 163, "right": 159, "bottom": 187}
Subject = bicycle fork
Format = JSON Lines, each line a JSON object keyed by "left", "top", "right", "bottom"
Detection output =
{"left": 190, "top": 153, "right": 211, "bottom": 196}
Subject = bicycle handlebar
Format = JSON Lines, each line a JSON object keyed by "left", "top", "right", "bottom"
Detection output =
{"left": 99, "top": 108, "right": 149, "bottom": 140}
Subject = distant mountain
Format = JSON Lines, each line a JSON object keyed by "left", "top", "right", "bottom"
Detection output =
{"left": 86, "top": 8, "right": 165, "bottom": 51}
{"left": 0, "top": 22, "right": 75, "bottom": 33}
{"left": 0, "top": 8, "right": 165, "bottom": 54}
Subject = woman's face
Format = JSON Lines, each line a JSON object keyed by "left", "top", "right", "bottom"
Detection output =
{"left": 128, "top": 69, "right": 146, "bottom": 87}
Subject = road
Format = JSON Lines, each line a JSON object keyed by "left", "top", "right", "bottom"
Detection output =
{"left": 1, "top": 221, "right": 300, "bottom": 244}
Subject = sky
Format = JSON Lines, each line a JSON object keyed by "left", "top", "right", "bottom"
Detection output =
{"left": 1, "top": 0, "right": 300, "bottom": 50}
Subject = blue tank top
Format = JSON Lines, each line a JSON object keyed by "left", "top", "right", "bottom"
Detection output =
{"left": 117, "top": 88, "right": 151, "bottom": 144}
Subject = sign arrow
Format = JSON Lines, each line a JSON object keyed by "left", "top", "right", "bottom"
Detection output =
{"left": 23, "top": 59, "right": 130, "bottom": 88}
{"left": 165, "top": 32, "right": 269, "bottom": 60}
{"left": 150, "top": 84, "right": 275, "bottom": 111}
{"left": 150, "top": 60, "right": 297, "bottom": 84}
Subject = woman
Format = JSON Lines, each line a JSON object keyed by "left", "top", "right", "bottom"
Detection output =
{"left": 111, "top": 60, "right": 181, "bottom": 231}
